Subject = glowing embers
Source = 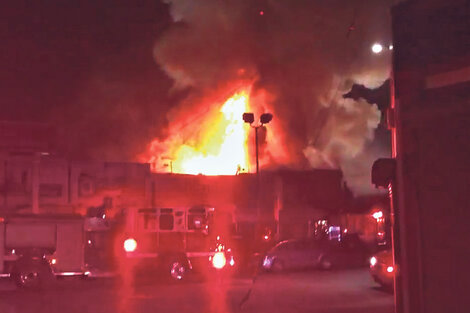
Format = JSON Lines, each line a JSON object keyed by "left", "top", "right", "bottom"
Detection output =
{"left": 174, "top": 91, "right": 251, "bottom": 175}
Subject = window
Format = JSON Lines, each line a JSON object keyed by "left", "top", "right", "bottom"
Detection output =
{"left": 188, "top": 213, "right": 206, "bottom": 230}
{"left": 159, "top": 214, "right": 174, "bottom": 230}
{"left": 138, "top": 209, "right": 158, "bottom": 231}
{"left": 143, "top": 214, "right": 158, "bottom": 230}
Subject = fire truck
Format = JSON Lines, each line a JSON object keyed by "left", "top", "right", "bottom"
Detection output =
{"left": 0, "top": 214, "right": 111, "bottom": 288}
{"left": 119, "top": 205, "right": 236, "bottom": 281}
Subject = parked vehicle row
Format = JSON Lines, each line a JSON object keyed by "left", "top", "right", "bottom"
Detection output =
{"left": 1, "top": 208, "right": 394, "bottom": 291}
{"left": 259, "top": 234, "right": 395, "bottom": 291}
{"left": 261, "top": 234, "right": 370, "bottom": 272}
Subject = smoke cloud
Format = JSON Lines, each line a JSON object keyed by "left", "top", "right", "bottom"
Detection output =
{"left": 151, "top": 0, "right": 393, "bottom": 194}
{"left": 1, "top": 1, "right": 394, "bottom": 194}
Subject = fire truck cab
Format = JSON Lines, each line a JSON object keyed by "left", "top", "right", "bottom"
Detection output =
{"left": 120, "top": 205, "right": 236, "bottom": 281}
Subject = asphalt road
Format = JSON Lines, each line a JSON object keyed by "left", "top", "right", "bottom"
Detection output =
{"left": 0, "top": 268, "right": 394, "bottom": 313}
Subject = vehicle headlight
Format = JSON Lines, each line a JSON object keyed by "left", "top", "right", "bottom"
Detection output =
{"left": 370, "top": 256, "right": 377, "bottom": 267}
{"left": 263, "top": 256, "right": 272, "bottom": 268}
{"left": 124, "top": 238, "right": 137, "bottom": 252}
{"left": 212, "top": 252, "right": 226, "bottom": 269}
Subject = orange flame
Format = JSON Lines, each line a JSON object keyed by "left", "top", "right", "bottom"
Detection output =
{"left": 174, "top": 91, "right": 251, "bottom": 175}
{"left": 147, "top": 89, "right": 253, "bottom": 175}
{"left": 144, "top": 85, "right": 290, "bottom": 175}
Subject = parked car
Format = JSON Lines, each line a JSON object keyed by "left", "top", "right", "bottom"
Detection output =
{"left": 369, "top": 249, "right": 394, "bottom": 289}
{"left": 262, "top": 234, "right": 369, "bottom": 272}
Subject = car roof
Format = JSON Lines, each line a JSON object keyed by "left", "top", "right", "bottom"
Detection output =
{"left": 274, "top": 238, "right": 315, "bottom": 247}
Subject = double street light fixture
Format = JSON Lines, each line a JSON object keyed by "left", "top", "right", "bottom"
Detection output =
{"left": 243, "top": 112, "right": 273, "bottom": 231}
{"left": 242, "top": 112, "right": 273, "bottom": 175}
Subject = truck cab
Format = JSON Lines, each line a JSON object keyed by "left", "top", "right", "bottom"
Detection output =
{"left": 120, "top": 205, "right": 236, "bottom": 280}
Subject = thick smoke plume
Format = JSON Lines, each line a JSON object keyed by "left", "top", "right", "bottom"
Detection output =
{"left": 151, "top": 0, "right": 393, "bottom": 194}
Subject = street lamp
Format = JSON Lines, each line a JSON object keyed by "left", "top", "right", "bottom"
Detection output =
{"left": 243, "top": 112, "right": 273, "bottom": 236}
{"left": 243, "top": 112, "right": 273, "bottom": 174}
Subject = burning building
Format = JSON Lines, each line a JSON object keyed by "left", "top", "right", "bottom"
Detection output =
{"left": 139, "top": 0, "right": 392, "bottom": 196}
{"left": 149, "top": 168, "right": 350, "bottom": 241}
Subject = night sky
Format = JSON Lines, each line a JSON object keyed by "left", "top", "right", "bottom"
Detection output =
{"left": 1, "top": 0, "right": 173, "bottom": 159}
{"left": 1, "top": 0, "right": 394, "bottom": 194}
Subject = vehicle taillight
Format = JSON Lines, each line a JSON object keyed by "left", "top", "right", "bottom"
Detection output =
{"left": 212, "top": 252, "right": 226, "bottom": 269}
{"left": 370, "top": 256, "right": 377, "bottom": 267}
{"left": 387, "top": 266, "right": 394, "bottom": 273}
{"left": 124, "top": 238, "right": 137, "bottom": 252}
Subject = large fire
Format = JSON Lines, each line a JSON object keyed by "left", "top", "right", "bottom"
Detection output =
{"left": 174, "top": 91, "right": 251, "bottom": 175}
{"left": 146, "top": 88, "right": 259, "bottom": 175}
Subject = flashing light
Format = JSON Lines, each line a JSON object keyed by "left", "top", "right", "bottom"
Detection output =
{"left": 264, "top": 235, "right": 269, "bottom": 241}
{"left": 51, "top": 258, "right": 57, "bottom": 265}
{"left": 370, "top": 256, "right": 377, "bottom": 267}
{"left": 372, "top": 43, "right": 383, "bottom": 54}
{"left": 387, "top": 266, "right": 394, "bottom": 273}
{"left": 389, "top": 45, "right": 393, "bottom": 50}
{"left": 372, "top": 211, "right": 383, "bottom": 220}
{"left": 212, "top": 252, "right": 226, "bottom": 269}
{"left": 343, "top": 228, "right": 348, "bottom": 233}
{"left": 229, "top": 257, "right": 235, "bottom": 267}
{"left": 124, "top": 238, "right": 137, "bottom": 252}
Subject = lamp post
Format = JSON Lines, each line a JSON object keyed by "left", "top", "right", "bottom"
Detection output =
{"left": 243, "top": 112, "right": 273, "bottom": 232}
{"left": 242, "top": 112, "right": 273, "bottom": 175}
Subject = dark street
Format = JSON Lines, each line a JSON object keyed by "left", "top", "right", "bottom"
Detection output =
{"left": 0, "top": 269, "right": 393, "bottom": 313}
